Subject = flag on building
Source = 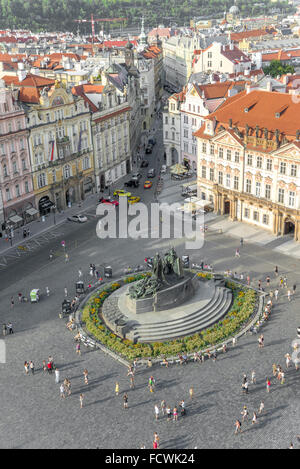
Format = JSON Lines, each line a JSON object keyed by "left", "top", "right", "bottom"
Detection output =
{"left": 49, "top": 140, "right": 55, "bottom": 162}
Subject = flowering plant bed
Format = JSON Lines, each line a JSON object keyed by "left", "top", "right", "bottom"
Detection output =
{"left": 80, "top": 274, "right": 257, "bottom": 361}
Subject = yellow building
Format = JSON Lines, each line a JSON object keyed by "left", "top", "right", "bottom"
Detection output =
{"left": 25, "top": 83, "right": 94, "bottom": 214}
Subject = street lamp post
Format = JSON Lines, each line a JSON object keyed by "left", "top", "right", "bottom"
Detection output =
{"left": 52, "top": 205, "right": 57, "bottom": 225}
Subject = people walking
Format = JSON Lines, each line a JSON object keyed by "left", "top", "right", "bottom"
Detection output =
{"left": 266, "top": 378, "right": 271, "bottom": 393}
{"left": 80, "top": 394, "right": 84, "bottom": 409}
{"left": 29, "top": 361, "right": 35, "bottom": 375}
{"left": 24, "top": 361, "right": 29, "bottom": 375}
{"left": 189, "top": 387, "right": 194, "bottom": 401}
{"left": 235, "top": 420, "right": 242, "bottom": 434}
{"left": 115, "top": 382, "right": 119, "bottom": 396}
{"left": 154, "top": 404, "right": 160, "bottom": 421}
{"left": 64, "top": 287, "right": 68, "bottom": 298}
{"left": 60, "top": 383, "right": 65, "bottom": 399}
{"left": 123, "top": 393, "right": 128, "bottom": 409}
{"left": 76, "top": 342, "right": 81, "bottom": 356}
{"left": 274, "top": 289, "right": 279, "bottom": 301}
{"left": 83, "top": 369, "right": 89, "bottom": 385}
{"left": 46, "top": 287, "right": 50, "bottom": 297}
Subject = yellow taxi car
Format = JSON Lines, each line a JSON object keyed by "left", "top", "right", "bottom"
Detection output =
{"left": 128, "top": 196, "right": 141, "bottom": 205}
{"left": 113, "top": 189, "right": 132, "bottom": 198}
{"left": 144, "top": 180, "right": 153, "bottom": 189}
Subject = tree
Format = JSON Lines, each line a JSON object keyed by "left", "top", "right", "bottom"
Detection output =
{"left": 263, "top": 60, "right": 295, "bottom": 78}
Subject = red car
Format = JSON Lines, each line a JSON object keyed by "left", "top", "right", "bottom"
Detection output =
{"left": 99, "top": 197, "right": 119, "bottom": 207}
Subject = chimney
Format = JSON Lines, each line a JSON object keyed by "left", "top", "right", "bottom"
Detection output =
{"left": 17, "top": 69, "right": 27, "bottom": 82}
{"left": 266, "top": 80, "right": 272, "bottom": 92}
{"left": 246, "top": 84, "right": 251, "bottom": 94}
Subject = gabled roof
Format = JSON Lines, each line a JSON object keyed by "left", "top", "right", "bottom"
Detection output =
{"left": 221, "top": 45, "right": 251, "bottom": 64}
{"left": 194, "top": 90, "right": 300, "bottom": 144}
{"left": 2, "top": 73, "right": 55, "bottom": 88}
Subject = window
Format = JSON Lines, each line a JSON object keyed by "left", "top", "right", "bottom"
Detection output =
{"left": 192, "top": 145, "right": 196, "bottom": 155}
{"left": 184, "top": 142, "right": 188, "bottom": 152}
{"left": 208, "top": 51, "right": 212, "bottom": 58}
{"left": 165, "top": 131, "right": 168, "bottom": 139}
{"left": 3, "top": 164, "right": 8, "bottom": 177}
{"left": 201, "top": 166, "right": 207, "bottom": 179}
{"left": 263, "top": 214, "right": 269, "bottom": 225}
{"left": 234, "top": 176, "right": 239, "bottom": 190}
{"left": 226, "top": 174, "right": 231, "bottom": 188}
{"left": 207, "top": 61, "right": 212, "bottom": 68}
{"left": 184, "top": 115, "right": 188, "bottom": 124}
{"left": 22, "top": 159, "right": 26, "bottom": 170}
{"left": 266, "top": 159, "right": 272, "bottom": 171}
{"left": 15, "top": 184, "right": 20, "bottom": 197}
{"left": 278, "top": 188, "right": 285, "bottom": 204}
{"left": 192, "top": 118, "right": 196, "bottom": 127}
{"left": 253, "top": 211, "right": 259, "bottom": 222}
{"left": 83, "top": 157, "right": 90, "bottom": 170}
{"left": 210, "top": 144, "right": 214, "bottom": 155}
{"left": 218, "top": 171, "right": 223, "bottom": 185}
{"left": 12, "top": 161, "right": 18, "bottom": 174}
{"left": 244, "top": 208, "right": 250, "bottom": 218}
{"left": 24, "top": 180, "right": 29, "bottom": 193}
{"left": 219, "top": 148, "right": 223, "bottom": 159}
{"left": 20, "top": 138, "right": 24, "bottom": 150}
{"left": 291, "top": 164, "right": 297, "bottom": 177}
{"left": 165, "top": 116, "right": 168, "bottom": 125}
{"left": 171, "top": 118, "right": 175, "bottom": 126}
{"left": 256, "top": 182, "right": 261, "bottom": 197}
{"left": 279, "top": 162, "right": 286, "bottom": 175}
{"left": 247, "top": 154, "right": 253, "bottom": 166}
{"left": 38, "top": 173, "right": 46, "bottom": 188}
{"left": 210, "top": 168, "right": 214, "bottom": 182}
{"left": 246, "top": 179, "right": 252, "bottom": 193}
{"left": 265, "top": 184, "right": 271, "bottom": 200}
{"left": 64, "top": 165, "right": 71, "bottom": 180}
{"left": 202, "top": 142, "right": 207, "bottom": 153}
{"left": 52, "top": 170, "right": 56, "bottom": 183}
{"left": 226, "top": 150, "right": 231, "bottom": 161}
{"left": 184, "top": 129, "right": 188, "bottom": 138}
{"left": 6, "top": 188, "right": 11, "bottom": 201}
{"left": 289, "top": 191, "right": 295, "bottom": 207}
{"left": 172, "top": 132, "right": 175, "bottom": 141}
{"left": 234, "top": 151, "right": 240, "bottom": 163}
{"left": 257, "top": 156, "right": 262, "bottom": 169}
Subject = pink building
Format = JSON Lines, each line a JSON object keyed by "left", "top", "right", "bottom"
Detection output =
{"left": 0, "top": 81, "right": 36, "bottom": 232}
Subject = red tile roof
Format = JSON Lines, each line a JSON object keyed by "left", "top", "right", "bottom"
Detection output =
{"left": 2, "top": 73, "right": 55, "bottom": 88}
{"left": 230, "top": 28, "right": 275, "bottom": 42}
{"left": 221, "top": 45, "right": 251, "bottom": 64}
{"left": 194, "top": 90, "right": 300, "bottom": 146}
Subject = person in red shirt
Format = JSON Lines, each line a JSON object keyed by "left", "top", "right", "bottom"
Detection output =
{"left": 153, "top": 440, "right": 158, "bottom": 450}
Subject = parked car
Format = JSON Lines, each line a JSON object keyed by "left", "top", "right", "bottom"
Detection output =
{"left": 147, "top": 168, "right": 156, "bottom": 178}
{"left": 161, "top": 165, "right": 167, "bottom": 174}
{"left": 144, "top": 180, "right": 153, "bottom": 189}
{"left": 128, "top": 196, "right": 141, "bottom": 205}
{"left": 67, "top": 214, "right": 88, "bottom": 223}
{"left": 113, "top": 189, "right": 132, "bottom": 197}
{"left": 140, "top": 160, "right": 149, "bottom": 168}
{"left": 145, "top": 144, "right": 153, "bottom": 154}
{"left": 132, "top": 172, "right": 142, "bottom": 180}
{"left": 98, "top": 197, "right": 119, "bottom": 207}
{"left": 148, "top": 137, "right": 156, "bottom": 146}
{"left": 124, "top": 180, "right": 139, "bottom": 188}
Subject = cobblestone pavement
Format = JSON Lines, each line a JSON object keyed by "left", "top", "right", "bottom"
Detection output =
{"left": 1, "top": 220, "right": 300, "bottom": 449}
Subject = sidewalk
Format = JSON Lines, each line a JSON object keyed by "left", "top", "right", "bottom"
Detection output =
{"left": 0, "top": 192, "right": 99, "bottom": 256}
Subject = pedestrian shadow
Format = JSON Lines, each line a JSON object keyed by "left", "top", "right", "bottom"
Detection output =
{"left": 128, "top": 398, "right": 154, "bottom": 409}
{"left": 242, "top": 414, "right": 282, "bottom": 433}
{"left": 161, "top": 434, "right": 191, "bottom": 449}
{"left": 59, "top": 360, "right": 87, "bottom": 371}
{"left": 187, "top": 403, "right": 214, "bottom": 416}
{"left": 82, "top": 396, "right": 113, "bottom": 407}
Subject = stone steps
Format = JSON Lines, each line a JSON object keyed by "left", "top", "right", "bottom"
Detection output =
{"left": 134, "top": 284, "right": 221, "bottom": 330}
{"left": 134, "top": 288, "right": 232, "bottom": 343}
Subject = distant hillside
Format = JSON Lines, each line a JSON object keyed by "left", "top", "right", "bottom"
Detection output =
{"left": 0, "top": 0, "right": 295, "bottom": 33}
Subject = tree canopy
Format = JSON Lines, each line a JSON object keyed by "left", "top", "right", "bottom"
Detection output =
{"left": 263, "top": 60, "right": 295, "bottom": 78}
{"left": 0, "top": 0, "right": 295, "bottom": 32}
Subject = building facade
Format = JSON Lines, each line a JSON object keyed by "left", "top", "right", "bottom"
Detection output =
{"left": 0, "top": 82, "right": 35, "bottom": 230}
{"left": 195, "top": 89, "right": 300, "bottom": 241}
{"left": 25, "top": 83, "right": 95, "bottom": 215}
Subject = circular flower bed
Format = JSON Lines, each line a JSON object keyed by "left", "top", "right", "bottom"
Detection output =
{"left": 81, "top": 273, "right": 257, "bottom": 361}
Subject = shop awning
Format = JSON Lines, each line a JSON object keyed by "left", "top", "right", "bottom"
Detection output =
{"left": 39, "top": 200, "right": 54, "bottom": 210}
{"left": 9, "top": 215, "right": 23, "bottom": 224}
{"left": 26, "top": 208, "right": 39, "bottom": 216}
{"left": 170, "top": 164, "right": 188, "bottom": 175}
